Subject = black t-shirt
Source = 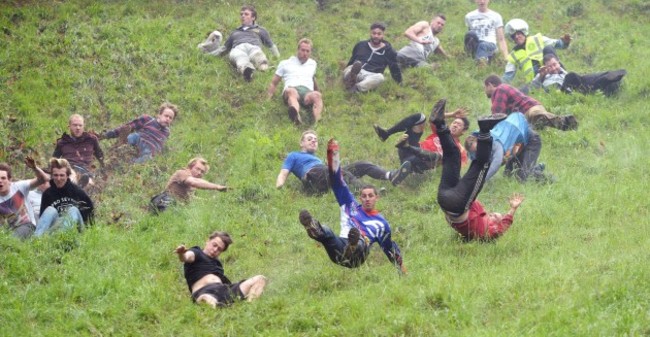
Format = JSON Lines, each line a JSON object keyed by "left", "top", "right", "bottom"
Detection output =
{"left": 183, "top": 246, "right": 231, "bottom": 293}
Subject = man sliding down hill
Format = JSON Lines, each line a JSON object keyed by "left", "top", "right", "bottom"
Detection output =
{"left": 175, "top": 231, "right": 267, "bottom": 308}
{"left": 431, "top": 98, "right": 524, "bottom": 241}
{"left": 298, "top": 138, "right": 407, "bottom": 274}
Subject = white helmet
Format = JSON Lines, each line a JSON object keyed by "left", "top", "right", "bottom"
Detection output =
{"left": 505, "top": 19, "right": 529, "bottom": 37}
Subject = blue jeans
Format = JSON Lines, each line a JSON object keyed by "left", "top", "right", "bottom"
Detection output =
{"left": 127, "top": 132, "right": 153, "bottom": 163}
{"left": 315, "top": 225, "right": 368, "bottom": 268}
{"left": 34, "top": 206, "right": 84, "bottom": 237}
{"left": 476, "top": 41, "right": 497, "bottom": 61}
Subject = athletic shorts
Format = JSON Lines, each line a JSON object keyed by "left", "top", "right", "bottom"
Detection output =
{"left": 284, "top": 86, "right": 312, "bottom": 105}
{"left": 191, "top": 281, "right": 245, "bottom": 306}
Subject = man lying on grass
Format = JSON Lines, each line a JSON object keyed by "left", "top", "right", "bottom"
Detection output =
{"left": 298, "top": 138, "right": 407, "bottom": 274}
{"left": 431, "top": 98, "right": 524, "bottom": 241}
{"left": 175, "top": 231, "right": 267, "bottom": 308}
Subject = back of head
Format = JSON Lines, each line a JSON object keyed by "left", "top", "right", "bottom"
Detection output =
{"left": 484, "top": 74, "right": 502, "bottom": 87}
{"left": 464, "top": 134, "right": 477, "bottom": 154}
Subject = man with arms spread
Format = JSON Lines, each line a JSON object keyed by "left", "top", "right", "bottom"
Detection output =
{"left": 53, "top": 114, "right": 104, "bottom": 187}
{"left": 267, "top": 38, "right": 323, "bottom": 126}
{"left": 150, "top": 157, "right": 228, "bottom": 213}
{"left": 35, "top": 158, "right": 94, "bottom": 237}
{"left": 397, "top": 14, "right": 449, "bottom": 69}
{"left": 101, "top": 102, "right": 177, "bottom": 163}
{"left": 298, "top": 138, "right": 407, "bottom": 274}
{"left": 175, "top": 231, "right": 267, "bottom": 308}
{"left": 214, "top": 5, "right": 280, "bottom": 82}
{"left": 343, "top": 22, "right": 402, "bottom": 93}
{"left": 484, "top": 74, "right": 577, "bottom": 130}
{"left": 276, "top": 130, "right": 411, "bottom": 194}
{"left": 464, "top": 0, "right": 508, "bottom": 65}
{"left": 0, "top": 157, "right": 48, "bottom": 239}
{"left": 431, "top": 99, "right": 524, "bottom": 241}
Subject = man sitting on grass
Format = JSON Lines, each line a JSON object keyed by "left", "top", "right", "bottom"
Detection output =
{"left": 150, "top": 157, "right": 228, "bottom": 213}
{"left": 35, "top": 158, "right": 94, "bottom": 237}
{"left": 431, "top": 99, "right": 524, "bottom": 241}
{"left": 175, "top": 231, "right": 267, "bottom": 308}
{"left": 298, "top": 138, "right": 407, "bottom": 274}
{"left": 101, "top": 102, "right": 177, "bottom": 163}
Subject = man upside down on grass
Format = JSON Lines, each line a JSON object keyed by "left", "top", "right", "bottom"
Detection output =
{"left": 298, "top": 138, "right": 407, "bottom": 274}
{"left": 431, "top": 98, "right": 524, "bottom": 241}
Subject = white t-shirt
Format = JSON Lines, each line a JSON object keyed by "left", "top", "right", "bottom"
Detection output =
{"left": 275, "top": 56, "right": 317, "bottom": 91}
{"left": 28, "top": 189, "right": 43, "bottom": 224}
{"left": 0, "top": 180, "right": 36, "bottom": 229}
{"left": 465, "top": 9, "right": 504, "bottom": 45}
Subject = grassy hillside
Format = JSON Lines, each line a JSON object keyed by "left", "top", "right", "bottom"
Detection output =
{"left": 1, "top": 0, "right": 649, "bottom": 336}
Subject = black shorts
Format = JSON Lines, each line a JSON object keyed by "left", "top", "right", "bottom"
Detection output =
{"left": 191, "top": 281, "right": 245, "bottom": 306}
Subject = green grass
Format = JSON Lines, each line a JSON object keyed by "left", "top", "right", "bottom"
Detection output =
{"left": 1, "top": 0, "right": 650, "bottom": 335}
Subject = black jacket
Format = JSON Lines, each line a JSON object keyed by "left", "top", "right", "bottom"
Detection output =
{"left": 347, "top": 40, "right": 402, "bottom": 83}
{"left": 40, "top": 179, "right": 94, "bottom": 224}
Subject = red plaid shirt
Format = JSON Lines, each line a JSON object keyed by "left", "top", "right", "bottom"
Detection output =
{"left": 490, "top": 84, "right": 540, "bottom": 115}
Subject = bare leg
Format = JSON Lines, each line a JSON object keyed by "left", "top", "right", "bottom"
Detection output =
{"left": 196, "top": 294, "right": 219, "bottom": 308}
{"left": 304, "top": 91, "right": 323, "bottom": 123}
{"left": 238, "top": 275, "right": 267, "bottom": 302}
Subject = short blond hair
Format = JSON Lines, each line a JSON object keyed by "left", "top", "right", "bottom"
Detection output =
{"left": 69, "top": 114, "right": 84, "bottom": 124}
{"left": 301, "top": 130, "right": 317, "bottom": 141}
{"left": 188, "top": 157, "right": 209, "bottom": 171}
{"left": 298, "top": 38, "right": 312, "bottom": 49}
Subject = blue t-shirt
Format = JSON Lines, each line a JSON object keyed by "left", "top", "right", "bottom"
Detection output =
{"left": 491, "top": 112, "right": 530, "bottom": 152}
{"left": 281, "top": 151, "right": 323, "bottom": 179}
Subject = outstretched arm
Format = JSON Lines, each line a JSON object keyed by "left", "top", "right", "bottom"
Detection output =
{"left": 185, "top": 177, "right": 228, "bottom": 191}
{"left": 175, "top": 245, "right": 196, "bottom": 263}
{"left": 380, "top": 234, "right": 407, "bottom": 275}
{"left": 507, "top": 193, "right": 524, "bottom": 217}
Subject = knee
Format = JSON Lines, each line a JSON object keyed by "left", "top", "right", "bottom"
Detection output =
{"left": 284, "top": 88, "right": 298, "bottom": 98}
{"left": 196, "top": 294, "right": 218, "bottom": 308}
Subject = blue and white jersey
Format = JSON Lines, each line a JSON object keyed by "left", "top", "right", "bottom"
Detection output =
{"left": 329, "top": 166, "right": 403, "bottom": 266}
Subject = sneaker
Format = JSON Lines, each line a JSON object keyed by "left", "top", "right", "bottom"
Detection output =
{"left": 429, "top": 98, "right": 447, "bottom": 125}
{"left": 288, "top": 106, "right": 301, "bottom": 125}
{"left": 478, "top": 113, "right": 507, "bottom": 132}
{"left": 243, "top": 67, "right": 254, "bottom": 82}
{"left": 343, "top": 227, "right": 360, "bottom": 260}
{"left": 344, "top": 61, "right": 362, "bottom": 92}
{"left": 390, "top": 161, "right": 412, "bottom": 186}
{"left": 562, "top": 115, "right": 578, "bottom": 131}
{"left": 299, "top": 209, "right": 323, "bottom": 239}
{"left": 78, "top": 174, "right": 90, "bottom": 188}
{"left": 258, "top": 61, "right": 269, "bottom": 72}
{"left": 373, "top": 124, "right": 389, "bottom": 141}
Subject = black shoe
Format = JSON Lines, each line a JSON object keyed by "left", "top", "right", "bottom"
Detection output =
{"left": 344, "top": 61, "right": 362, "bottom": 92}
{"left": 243, "top": 67, "right": 254, "bottom": 82}
{"left": 604, "top": 69, "right": 626, "bottom": 82}
{"left": 344, "top": 227, "right": 360, "bottom": 260}
{"left": 373, "top": 124, "right": 389, "bottom": 141}
{"left": 390, "top": 161, "right": 412, "bottom": 186}
{"left": 478, "top": 113, "right": 507, "bottom": 132}
{"left": 78, "top": 174, "right": 90, "bottom": 188}
{"left": 429, "top": 98, "right": 447, "bottom": 125}
{"left": 562, "top": 115, "right": 578, "bottom": 131}
{"left": 288, "top": 106, "right": 301, "bottom": 126}
{"left": 299, "top": 209, "right": 323, "bottom": 239}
